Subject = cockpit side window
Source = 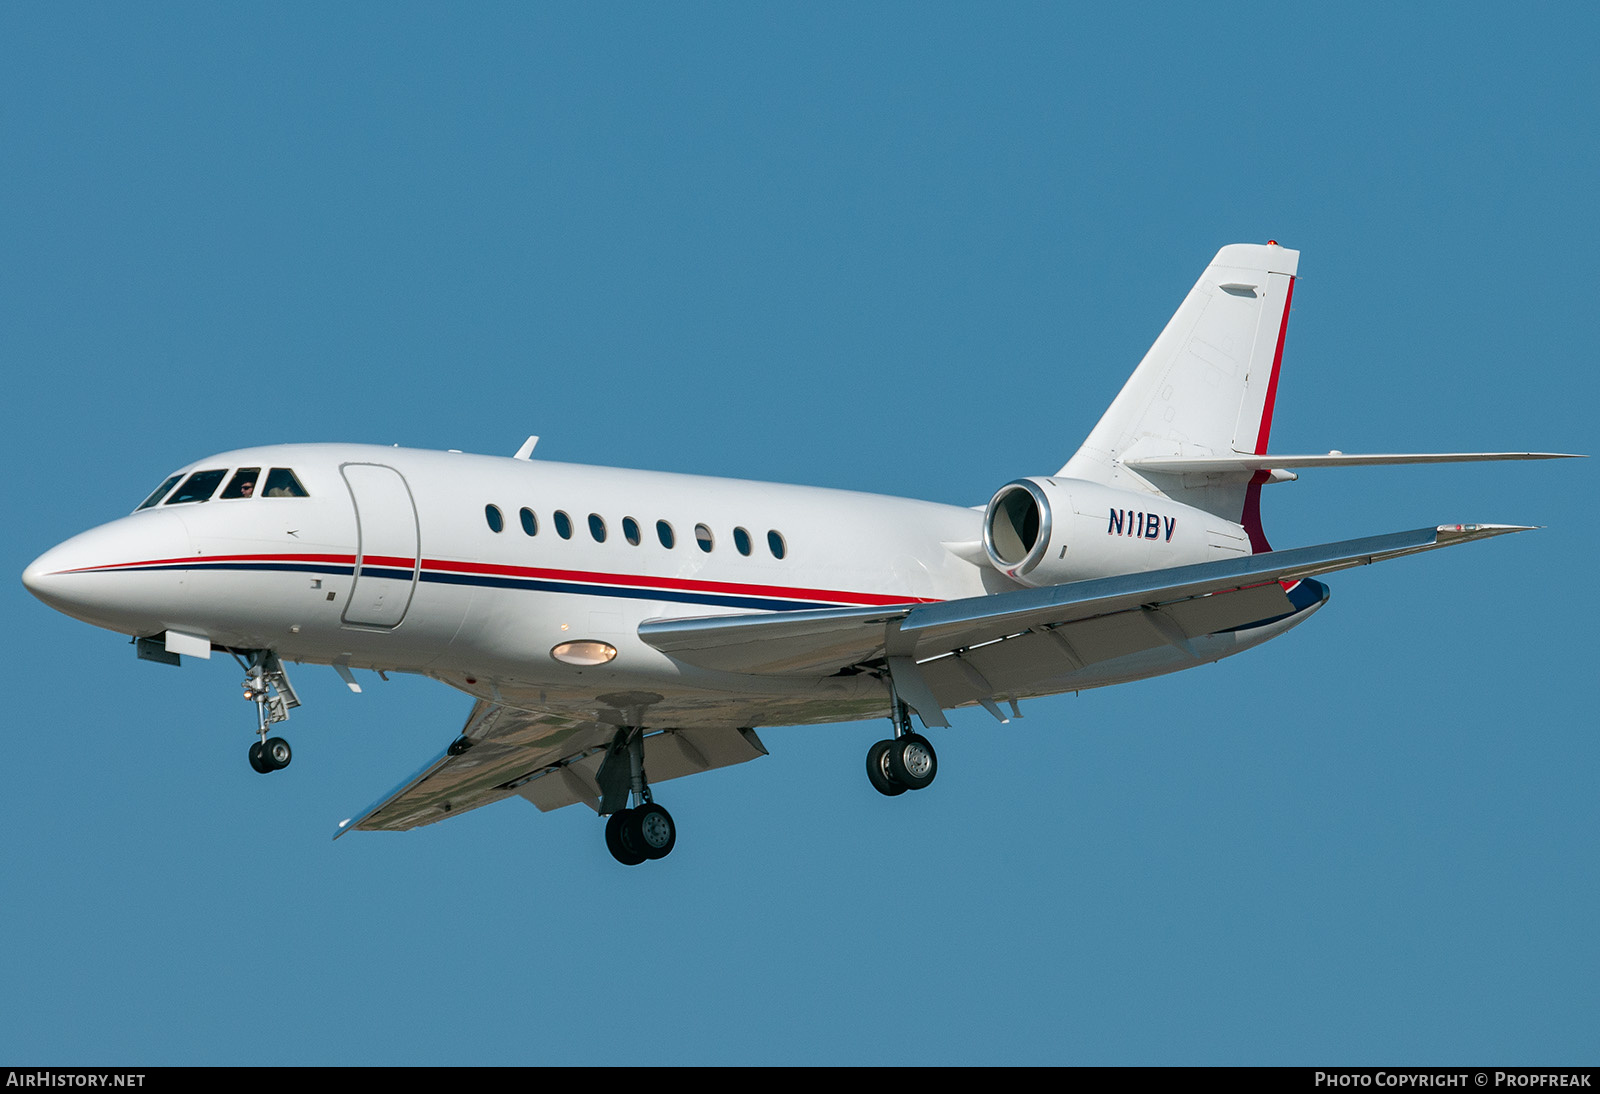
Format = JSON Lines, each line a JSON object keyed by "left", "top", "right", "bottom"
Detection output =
{"left": 135, "top": 474, "right": 183, "bottom": 511}
{"left": 221, "top": 468, "right": 261, "bottom": 499}
{"left": 262, "top": 468, "right": 309, "bottom": 498}
{"left": 164, "top": 469, "right": 228, "bottom": 505}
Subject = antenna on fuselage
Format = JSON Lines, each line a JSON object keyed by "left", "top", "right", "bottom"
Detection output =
{"left": 513, "top": 435, "right": 540, "bottom": 460}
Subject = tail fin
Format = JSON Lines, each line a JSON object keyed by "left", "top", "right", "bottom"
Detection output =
{"left": 1060, "top": 242, "right": 1299, "bottom": 548}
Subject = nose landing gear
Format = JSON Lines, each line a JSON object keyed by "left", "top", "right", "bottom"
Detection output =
{"left": 235, "top": 650, "right": 300, "bottom": 775}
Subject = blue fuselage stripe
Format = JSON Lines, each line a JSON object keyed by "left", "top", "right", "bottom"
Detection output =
{"left": 95, "top": 560, "right": 845, "bottom": 613}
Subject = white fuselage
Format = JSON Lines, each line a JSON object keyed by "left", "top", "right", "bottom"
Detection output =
{"left": 23, "top": 442, "right": 1306, "bottom": 730}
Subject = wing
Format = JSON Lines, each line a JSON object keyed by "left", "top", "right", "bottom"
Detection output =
{"left": 639, "top": 523, "right": 1531, "bottom": 724}
{"left": 340, "top": 523, "right": 1525, "bottom": 837}
{"left": 335, "top": 700, "right": 768, "bottom": 837}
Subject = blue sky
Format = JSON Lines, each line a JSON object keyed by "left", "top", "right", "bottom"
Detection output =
{"left": 3, "top": 3, "right": 1595, "bottom": 1065}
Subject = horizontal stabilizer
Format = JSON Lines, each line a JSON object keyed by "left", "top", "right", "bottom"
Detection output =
{"left": 1125, "top": 452, "right": 1583, "bottom": 475}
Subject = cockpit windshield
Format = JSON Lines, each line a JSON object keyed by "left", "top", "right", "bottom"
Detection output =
{"left": 221, "top": 468, "right": 260, "bottom": 499}
{"left": 262, "top": 468, "right": 308, "bottom": 497}
{"left": 136, "top": 465, "right": 309, "bottom": 509}
{"left": 164, "top": 469, "right": 228, "bottom": 505}
{"left": 135, "top": 474, "right": 183, "bottom": 511}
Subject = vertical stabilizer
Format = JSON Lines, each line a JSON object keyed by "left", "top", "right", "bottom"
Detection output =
{"left": 1059, "top": 243, "right": 1299, "bottom": 547}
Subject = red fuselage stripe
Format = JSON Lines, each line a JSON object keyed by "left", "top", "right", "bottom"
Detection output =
{"left": 54, "top": 552, "right": 940, "bottom": 607}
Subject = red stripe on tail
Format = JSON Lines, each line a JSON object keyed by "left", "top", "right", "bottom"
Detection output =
{"left": 1244, "top": 274, "right": 1296, "bottom": 552}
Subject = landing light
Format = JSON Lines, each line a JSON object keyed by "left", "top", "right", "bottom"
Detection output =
{"left": 551, "top": 640, "right": 618, "bottom": 666}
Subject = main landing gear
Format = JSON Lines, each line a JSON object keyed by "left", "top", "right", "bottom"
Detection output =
{"left": 604, "top": 802, "right": 677, "bottom": 866}
{"left": 866, "top": 698, "right": 938, "bottom": 797}
{"left": 235, "top": 650, "right": 300, "bottom": 775}
{"left": 597, "top": 726, "right": 677, "bottom": 866}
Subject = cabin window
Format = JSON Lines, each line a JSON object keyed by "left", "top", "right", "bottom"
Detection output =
{"left": 695, "top": 523, "right": 714, "bottom": 553}
{"left": 519, "top": 507, "right": 538, "bottom": 536}
{"left": 262, "top": 468, "right": 309, "bottom": 497}
{"left": 656, "top": 520, "right": 675, "bottom": 549}
{"left": 622, "top": 516, "right": 641, "bottom": 546}
{"left": 485, "top": 504, "right": 504, "bottom": 533}
{"left": 165, "top": 469, "right": 227, "bottom": 505}
{"left": 221, "top": 468, "right": 261, "bottom": 499}
{"left": 768, "top": 530, "right": 787, "bottom": 559}
{"left": 589, "top": 513, "right": 607, "bottom": 542}
{"left": 554, "top": 510, "right": 573, "bottom": 539}
{"left": 136, "top": 474, "right": 183, "bottom": 511}
{"left": 733, "top": 527, "right": 752, "bottom": 556}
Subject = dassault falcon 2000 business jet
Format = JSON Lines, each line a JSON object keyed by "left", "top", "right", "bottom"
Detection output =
{"left": 23, "top": 242, "right": 1579, "bottom": 865}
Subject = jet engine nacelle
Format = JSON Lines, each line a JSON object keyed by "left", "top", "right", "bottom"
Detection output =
{"left": 982, "top": 477, "right": 1246, "bottom": 587}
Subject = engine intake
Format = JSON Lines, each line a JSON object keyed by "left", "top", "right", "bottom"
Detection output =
{"left": 983, "top": 479, "right": 1053, "bottom": 580}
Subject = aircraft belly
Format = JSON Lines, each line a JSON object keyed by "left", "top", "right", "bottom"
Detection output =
{"left": 425, "top": 661, "right": 892, "bottom": 732}
{"left": 425, "top": 587, "right": 1323, "bottom": 733}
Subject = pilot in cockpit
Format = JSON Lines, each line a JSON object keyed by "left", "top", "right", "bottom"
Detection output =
{"left": 220, "top": 468, "right": 260, "bottom": 500}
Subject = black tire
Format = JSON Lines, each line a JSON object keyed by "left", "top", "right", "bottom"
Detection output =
{"left": 866, "top": 740, "right": 907, "bottom": 797}
{"left": 887, "top": 734, "right": 937, "bottom": 790}
{"left": 605, "top": 809, "right": 646, "bottom": 866}
{"left": 628, "top": 803, "right": 676, "bottom": 860}
{"left": 248, "top": 741, "right": 272, "bottom": 775}
{"left": 263, "top": 737, "right": 292, "bottom": 771}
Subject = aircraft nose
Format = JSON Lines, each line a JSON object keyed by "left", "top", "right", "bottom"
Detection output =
{"left": 21, "top": 540, "right": 98, "bottom": 613}
{"left": 22, "top": 513, "right": 193, "bottom": 632}
{"left": 21, "top": 548, "right": 63, "bottom": 605}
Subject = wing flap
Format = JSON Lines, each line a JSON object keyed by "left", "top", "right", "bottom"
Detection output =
{"left": 514, "top": 725, "right": 769, "bottom": 812}
{"left": 337, "top": 701, "right": 616, "bottom": 835}
{"left": 913, "top": 581, "right": 1297, "bottom": 709}
{"left": 337, "top": 703, "right": 771, "bottom": 836}
{"left": 639, "top": 524, "right": 1530, "bottom": 682}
